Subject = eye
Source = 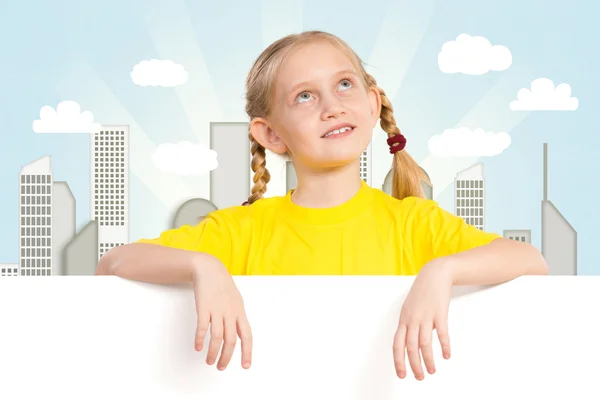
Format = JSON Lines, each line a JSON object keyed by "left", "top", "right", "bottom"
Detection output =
{"left": 296, "top": 92, "right": 313, "bottom": 103}
{"left": 338, "top": 79, "right": 353, "bottom": 91}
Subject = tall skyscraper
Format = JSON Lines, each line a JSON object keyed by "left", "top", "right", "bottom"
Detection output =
{"left": 92, "top": 126, "right": 130, "bottom": 260}
{"left": 360, "top": 142, "right": 372, "bottom": 186}
{"left": 541, "top": 143, "right": 577, "bottom": 275}
{"left": 503, "top": 229, "right": 531, "bottom": 243}
{"left": 19, "top": 156, "right": 52, "bottom": 276}
{"left": 209, "top": 122, "right": 251, "bottom": 209}
{"left": 454, "top": 163, "right": 485, "bottom": 230}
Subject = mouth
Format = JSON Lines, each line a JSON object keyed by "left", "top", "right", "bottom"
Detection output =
{"left": 321, "top": 124, "right": 356, "bottom": 138}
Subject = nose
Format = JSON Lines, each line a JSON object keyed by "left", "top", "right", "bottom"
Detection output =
{"left": 320, "top": 93, "right": 345, "bottom": 120}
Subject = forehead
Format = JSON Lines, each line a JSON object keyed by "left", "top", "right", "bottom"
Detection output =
{"left": 276, "top": 40, "right": 357, "bottom": 87}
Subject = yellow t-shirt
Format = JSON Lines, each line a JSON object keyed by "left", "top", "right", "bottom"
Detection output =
{"left": 136, "top": 181, "right": 501, "bottom": 275}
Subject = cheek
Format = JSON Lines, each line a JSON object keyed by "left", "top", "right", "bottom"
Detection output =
{"left": 346, "top": 95, "right": 375, "bottom": 119}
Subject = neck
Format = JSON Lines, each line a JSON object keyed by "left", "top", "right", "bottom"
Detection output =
{"left": 291, "top": 160, "right": 364, "bottom": 208}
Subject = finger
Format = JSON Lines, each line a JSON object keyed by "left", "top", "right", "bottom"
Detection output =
{"left": 435, "top": 316, "right": 451, "bottom": 359}
{"left": 406, "top": 325, "right": 424, "bottom": 380}
{"left": 195, "top": 307, "right": 210, "bottom": 352}
{"left": 217, "top": 316, "right": 237, "bottom": 370}
{"left": 392, "top": 324, "right": 407, "bottom": 379}
{"left": 419, "top": 323, "right": 436, "bottom": 375}
{"left": 237, "top": 315, "right": 253, "bottom": 369}
{"left": 206, "top": 314, "right": 223, "bottom": 366}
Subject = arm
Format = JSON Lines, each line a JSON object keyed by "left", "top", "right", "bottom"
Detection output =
{"left": 406, "top": 198, "right": 548, "bottom": 285}
{"left": 433, "top": 238, "right": 548, "bottom": 286}
{"left": 97, "top": 212, "right": 254, "bottom": 371}
{"left": 97, "top": 211, "right": 240, "bottom": 282}
{"left": 96, "top": 243, "right": 220, "bottom": 284}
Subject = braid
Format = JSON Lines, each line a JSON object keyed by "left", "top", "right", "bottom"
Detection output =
{"left": 364, "top": 73, "right": 401, "bottom": 137}
{"left": 247, "top": 127, "right": 270, "bottom": 204}
{"left": 365, "top": 73, "right": 427, "bottom": 199}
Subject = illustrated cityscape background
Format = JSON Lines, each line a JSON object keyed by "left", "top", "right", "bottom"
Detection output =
{"left": 0, "top": 122, "right": 576, "bottom": 277}
{"left": 1, "top": 0, "right": 595, "bottom": 277}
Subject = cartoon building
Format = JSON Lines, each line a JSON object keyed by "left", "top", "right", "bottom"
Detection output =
{"left": 541, "top": 143, "right": 577, "bottom": 275}
{"left": 18, "top": 156, "right": 53, "bottom": 276}
{"left": 63, "top": 221, "right": 98, "bottom": 276}
{"left": 503, "top": 229, "right": 531, "bottom": 243}
{"left": 285, "top": 161, "right": 297, "bottom": 192}
{"left": 172, "top": 198, "right": 218, "bottom": 229}
{"left": 92, "top": 125, "right": 130, "bottom": 260}
{"left": 382, "top": 166, "right": 433, "bottom": 199}
{"left": 0, "top": 263, "right": 19, "bottom": 277}
{"left": 454, "top": 163, "right": 485, "bottom": 230}
{"left": 360, "top": 142, "right": 372, "bottom": 186}
{"left": 209, "top": 122, "right": 251, "bottom": 208}
{"left": 52, "top": 181, "right": 76, "bottom": 275}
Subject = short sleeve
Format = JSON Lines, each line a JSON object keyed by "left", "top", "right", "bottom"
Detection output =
{"left": 134, "top": 211, "right": 240, "bottom": 273}
{"left": 403, "top": 197, "right": 502, "bottom": 267}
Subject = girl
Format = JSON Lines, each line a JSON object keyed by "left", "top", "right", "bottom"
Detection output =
{"left": 96, "top": 31, "right": 547, "bottom": 381}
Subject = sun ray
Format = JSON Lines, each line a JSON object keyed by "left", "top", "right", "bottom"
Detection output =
{"left": 140, "top": 0, "right": 224, "bottom": 146}
{"left": 257, "top": 0, "right": 304, "bottom": 198}
{"left": 365, "top": 0, "right": 437, "bottom": 189}
{"left": 56, "top": 61, "right": 201, "bottom": 213}
{"left": 420, "top": 67, "right": 534, "bottom": 198}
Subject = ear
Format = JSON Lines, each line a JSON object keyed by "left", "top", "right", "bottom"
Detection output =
{"left": 367, "top": 85, "right": 382, "bottom": 125}
{"left": 250, "top": 117, "right": 288, "bottom": 155}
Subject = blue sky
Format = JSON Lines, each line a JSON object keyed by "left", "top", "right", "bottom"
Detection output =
{"left": 0, "top": 0, "right": 598, "bottom": 274}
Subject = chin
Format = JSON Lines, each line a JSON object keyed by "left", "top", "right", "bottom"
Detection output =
{"left": 319, "top": 151, "right": 364, "bottom": 168}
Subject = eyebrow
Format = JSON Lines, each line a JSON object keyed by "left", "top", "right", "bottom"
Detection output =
{"left": 287, "top": 69, "right": 359, "bottom": 94}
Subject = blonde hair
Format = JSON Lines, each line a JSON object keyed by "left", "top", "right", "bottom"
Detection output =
{"left": 244, "top": 30, "right": 429, "bottom": 204}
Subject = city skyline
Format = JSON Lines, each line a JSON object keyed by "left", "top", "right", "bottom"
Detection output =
{"left": 0, "top": 112, "right": 577, "bottom": 276}
{"left": 0, "top": 0, "right": 594, "bottom": 273}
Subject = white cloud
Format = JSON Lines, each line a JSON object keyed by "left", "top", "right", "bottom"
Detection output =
{"left": 131, "top": 59, "right": 188, "bottom": 87}
{"left": 32, "top": 100, "right": 101, "bottom": 134}
{"left": 509, "top": 78, "right": 578, "bottom": 111}
{"left": 152, "top": 141, "right": 218, "bottom": 176}
{"left": 438, "top": 33, "right": 512, "bottom": 75}
{"left": 428, "top": 127, "right": 511, "bottom": 157}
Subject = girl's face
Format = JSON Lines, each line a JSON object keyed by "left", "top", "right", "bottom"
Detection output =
{"left": 251, "top": 40, "right": 382, "bottom": 171}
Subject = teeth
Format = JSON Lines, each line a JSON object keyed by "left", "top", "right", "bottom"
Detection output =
{"left": 324, "top": 126, "right": 352, "bottom": 137}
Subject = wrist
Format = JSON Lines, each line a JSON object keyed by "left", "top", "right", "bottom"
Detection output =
{"left": 189, "top": 252, "right": 225, "bottom": 281}
{"left": 425, "top": 256, "right": 458, "bottom": 284}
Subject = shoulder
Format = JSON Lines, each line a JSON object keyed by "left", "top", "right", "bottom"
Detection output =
{"left": 370, "top": 189, "right": 443, "bottom": 221}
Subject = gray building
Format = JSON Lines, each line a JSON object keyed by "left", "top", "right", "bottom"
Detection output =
{"left": 92, "top": 126, "right": 130, "bottom": 260}
{"left": 19, "top": 156, "right": 53, "bottom": 276}
{"left": 0, "top": 263, "right": 19, "bottom": 277}
{"left": 360, "top": 142, "right": 372, "bottom": 186}
{"left": 503, "top": 229, "right": 531, "bottom": 243}
{"left": 63, "top": 220, "right": 99, "bottom": 276}
{"left": 541, "top": 143, "right": 577, "bottom": 275}
{"left": 210, "top": 122, "right": 251, "bottom": 208}
{"left": 454, "top": 163, "right": 485, "bottom": 231}
{"left": 286, "top": 161, "right": 297, "bottom": 192}
{"left": 382, "top": 167, "right": 433, "bottom": 200}
{"left": 52, "top": 181, "right": 76, "bottom": 275}
{"left": 172, "top": 198, "right": 218, "bottom": 229}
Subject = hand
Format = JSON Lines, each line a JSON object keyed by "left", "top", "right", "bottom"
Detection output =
{"left": 191, "top": 254, "right": 253, "bottom": 371}
{"left": 393, "top": 259, "right": 453, "bottom": 380}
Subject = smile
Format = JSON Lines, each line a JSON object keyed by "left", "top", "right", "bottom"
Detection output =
{"left": 322, "top": 126, "right": 355, "bottom": 138}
